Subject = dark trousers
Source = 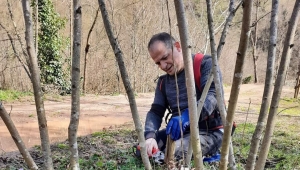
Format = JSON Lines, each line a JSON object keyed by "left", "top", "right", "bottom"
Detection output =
{"left": 155, "top": 129, "right": 223, "bottom": 160}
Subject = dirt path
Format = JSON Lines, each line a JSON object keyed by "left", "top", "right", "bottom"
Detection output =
{"left": 0, "top": 84, "right": 296, "bottom": 154}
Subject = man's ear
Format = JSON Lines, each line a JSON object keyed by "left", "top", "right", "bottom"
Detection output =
{"left": 174, "top": 42, "right": 181, "bottom": 52}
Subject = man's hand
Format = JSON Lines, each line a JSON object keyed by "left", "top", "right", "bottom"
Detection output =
{"left": 145, "top": 138, "right": 158, "bottom": 156}
{"left": 166, "top": 108, "right": 190, "bottom": 140}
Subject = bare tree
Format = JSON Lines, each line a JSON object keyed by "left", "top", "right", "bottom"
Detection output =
{"left": 34, "top": 0, "right": 38, "bottom": 54}
{"left": 0, "top": 23, "right": 31, "bottom": 79}
{"left": 83, "top": 8, "right": 99, "bottom": 94}
{"left": 206, "top": 0, "right": 239, "bottom": 169}
{"left": 97, "top": 0, "right": 152, "bottom": 169}
{"left": 21, "top": 0, "right": 53, "bottom": 169}
{"left": 295, "top": 64, "right": 300, "bottom": 98}
{"left": 68, "top": 0, "right": 82, "bottom": 169}
{"left": 174, "top": 0, "right": 204, "bottom": 169}
{"left": 3, "top": 0, "right": 31, "bottom": 79}
{"left": 219, "top": 0, "right": 254, "bottom": 169}
{"left": 185, "top": 1, "right": 242, "bottom": 168}
{"left": 245, "top": 0, "right": 279, "bottom": 169}
{"left": 0, "top": 102, "right": 38, "bottom": 169}
{"left": 255, "top": 0, "right": 300, "bottom": 169}
{"left": 251, "top": 0, "right": 260, "bottom": 83}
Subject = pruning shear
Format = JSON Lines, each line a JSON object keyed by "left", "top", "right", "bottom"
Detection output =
{"left": 151, "top": 148, "right": 165, "bottom": 165}
{"left": 136, "top": 145, "right": 165, "bottom": 165}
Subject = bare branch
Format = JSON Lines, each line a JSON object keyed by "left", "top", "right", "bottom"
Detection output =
{"left": 83, "top": 8, "right": 100, "bottom": 94}
{"left": 251, "top": 11, "right": 271, "bottom": 27}
{"left": 277, "top": 106, "right": 299, "bottom": 115}
{"left": 0, "top": 102, "right": 38, "bottom": 169}
{"left": 98, "top": 0, "right": 152, "bottom": 169}
{"left": 0, "top": 22, "right": 31, "bottom": 79}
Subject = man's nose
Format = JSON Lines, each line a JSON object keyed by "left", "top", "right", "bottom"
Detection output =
{"left": 160, "top": 62, "right": 167, "bottom": 70}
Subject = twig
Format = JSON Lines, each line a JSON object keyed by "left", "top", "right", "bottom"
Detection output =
{"left": 250, "top": 11, "right": 271, "bottom": 27}
{"left": 277, "top": 106, "right": 299, "bottom": 115}
{"left": 242, "top": 98, "right": 251, "bottom": 142}
{"left": 9, "top": 105, "right": 12, "bottom": 116}
{"left": 0, "top": 138, "right": 6, "bottom": 154}
{"left": 166, "top": 0, "right": 183, "bottom": 164}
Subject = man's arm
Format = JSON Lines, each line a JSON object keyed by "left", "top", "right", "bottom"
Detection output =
{"left": 198, "top": 55, "right": 223, "bottom": 120}
{"left": 144, "top": 78, "right": 167, "bottom": 139}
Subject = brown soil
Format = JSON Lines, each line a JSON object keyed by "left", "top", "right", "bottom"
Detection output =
{"left": 0, "top": 84, "right": 296, "bottom": 154}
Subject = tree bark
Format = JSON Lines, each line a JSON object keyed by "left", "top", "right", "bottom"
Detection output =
{"left": 219, "top": 0, "right": 253, "bottom": 169}
{"left": 21, "top": 0, "right": 53, "bottom": 169}
{"left": 206, "top": 0, "right": 237, "bottom": 169}
{"left": 83, "top": 8, "right": 99, "bottom": 94}
{"left": 185, "top": 0, "right": 241, "bottom": 167}
{"left": 245, "top": 0, "right": 279, "bottom": 169}
{"left": 68, "top": 0, "right": 82, "bottom": 169}
{"left": 174, "top": 0, "right": 204, "bottom": 169}
{"left": 294, "top": 64, "right": 300, "bottom": 98}
{"left": 97, "top": 0, "right": 152, "bottom": 169}
{"left": 164, "top": 136, "right": 175, "bottom": 167}
{"left": 255, "top": 0, "right": 300, "bottom": 169}
{"left": 252, "top": 0, "right": 259, "bottom": 83}
{"left": 35, "top": 0, "right": 38, "bottom": 55}
{"left": 0, "top": 102, "right": 38, "bottom": 170}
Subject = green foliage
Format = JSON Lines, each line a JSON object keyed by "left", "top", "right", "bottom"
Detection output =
{"left": 57, "top": 143, "right": 68, "bottom": 149}
{"left": 0, "top": 90, "right": 32, "bottom": 101}
{"left": 33, "top": 0, "right": 70, "bottom": 94}
{"left": 232, "top": 122, "right": 300, "bottom": 169}
{"left": 242, "top": 76, "right": 252, "bottom": 84}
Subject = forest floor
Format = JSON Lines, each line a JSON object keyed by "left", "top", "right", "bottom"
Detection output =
{"left": 0, "top": 84, "right": 299, "bottom": 169}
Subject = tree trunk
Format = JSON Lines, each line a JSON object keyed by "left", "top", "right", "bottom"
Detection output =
{"left": 97, "top": 0, "right": 152, "bottom": 169}
{"left": 0, "top": 102, "right": 38, "bottom": 170}
{"left": 252, "top": 0, "right": 259, "bottom": 83}
{"left": 21, "top": 0, "right": 53, "bottom": 169}
{"left": 206, "top": 0, "right": 237, "bottom": 169}
{"left": 68, "top": 0, "right": 82, "bottom": 169}
{"left": 69, "top": 0, "right": 73, "bottom": 67}
{"left": 255, "top": 1, "right": 300, "bottom": 169}
{"left": 294, "top": 64, "right": 300, "bottom": 98}
{"left": 83, "top": 9, "right": 99, "bottom": 94}
{"left": 185, "top": 0, "right": 241, "bottom": 167}
{"left": 174, "top": 0, "right": 204, "bottom": 169}
{"left": 219, "top": 0, "right": 253, "bottom": 169}
{"left": 164, "top": 136, "right": 175, "bottom": 167}
{"left": 245, "top": 0, "right": 279, "bottom": 169}
{"left": 35, "top": 0, "right": 38, "bottom": 55}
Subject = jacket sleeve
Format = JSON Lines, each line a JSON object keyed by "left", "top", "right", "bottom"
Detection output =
{"left": 144, "top": 78, "right": 167, "bottom": 139}
{"left": 198, "top": 55, "right": 224, "bottom": 121}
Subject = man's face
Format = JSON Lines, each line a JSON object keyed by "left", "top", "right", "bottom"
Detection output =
{"left": 148, "top": 41, "right": 184, "bottom": 75}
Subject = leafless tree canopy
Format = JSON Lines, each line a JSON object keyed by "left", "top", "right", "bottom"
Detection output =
{"left": 0, "top": 0, "right": 298, "bottom": 94}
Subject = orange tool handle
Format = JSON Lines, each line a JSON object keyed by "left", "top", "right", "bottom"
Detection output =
{"left": 137, "top": 145, "right": 158, "bottom": 154}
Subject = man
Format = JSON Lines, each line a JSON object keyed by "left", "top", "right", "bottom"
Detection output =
{"left": 144, "top": 32, "right": 223, "bottom": 160}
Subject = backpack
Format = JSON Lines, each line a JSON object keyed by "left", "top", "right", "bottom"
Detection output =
{"left": 158, "top": 53, "right": 236, "bottom": 133}
{"left": 158, "top": 53, "right": 205, "bottom": 115}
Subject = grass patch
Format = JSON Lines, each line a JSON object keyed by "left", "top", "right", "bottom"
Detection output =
{"left": 232, "top": 117, "right": 300, "bottom": 169}
{"left": 278, "top": 98, "right": 300, "bottom": 116}
{"left": 1, "top": 117, "right": 299, "bottom": 169}
{"left": 0, "top": 90, "right": 32, "bottom": 102}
